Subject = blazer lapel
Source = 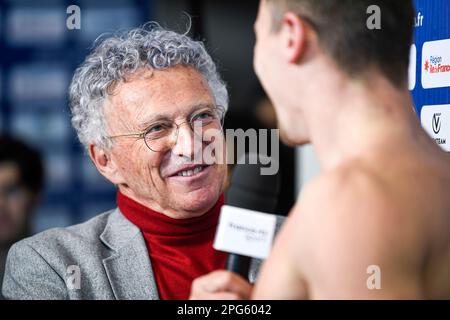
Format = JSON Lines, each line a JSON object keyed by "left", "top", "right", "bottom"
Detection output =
{"left": 100, "top": 209, "right": 159, "bottom": 300}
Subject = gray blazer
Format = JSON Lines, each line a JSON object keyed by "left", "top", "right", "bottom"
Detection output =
{"left": 1, "top": 208, "right": 284, "bottom": 300}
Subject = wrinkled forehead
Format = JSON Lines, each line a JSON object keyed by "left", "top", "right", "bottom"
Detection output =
{"left": 104, "top": 66, "right": 215, "bottom": 131}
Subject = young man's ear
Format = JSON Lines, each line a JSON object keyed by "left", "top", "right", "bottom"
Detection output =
{"left": 89, "top": 144, "right": 125, "bottom": 185}
{"left": 280, "top": 12, "right": 308, "bottom": 64}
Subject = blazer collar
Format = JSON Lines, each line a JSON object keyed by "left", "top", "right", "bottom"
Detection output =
{"left": 100, "top": 208, "right": 159, "bottom": 300}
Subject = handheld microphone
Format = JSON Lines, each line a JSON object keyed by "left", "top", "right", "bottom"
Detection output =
{"left": 214, "top": 153, "right": 280, "bottom": 280}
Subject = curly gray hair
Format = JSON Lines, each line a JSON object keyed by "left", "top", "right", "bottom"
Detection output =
{"left": 69, "top": 23, "right": 229, "bottom": 150}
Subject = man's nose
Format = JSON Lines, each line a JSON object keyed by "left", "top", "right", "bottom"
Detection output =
{"left": 171, "top": 123, "right": 202, "bottom": 159}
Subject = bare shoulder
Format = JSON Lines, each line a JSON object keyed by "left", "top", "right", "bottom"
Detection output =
{"left": 315, "top": 160, "right": 385, "bottom": 198}
{"left": 285, "top": 162, "right": 422, "bottom": 298}
{"left": 254, "top": 162, "right": 423, "bottom": 299}
{"left": 293, "top": 162, "right": 392, "bottom": 229}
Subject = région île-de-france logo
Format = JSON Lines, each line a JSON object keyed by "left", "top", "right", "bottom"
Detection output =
{"left": 424, "top": 55, "right": 450, "bottom": 74}
{"left": 432, "top": 113, "right": 442, "bottom": 134}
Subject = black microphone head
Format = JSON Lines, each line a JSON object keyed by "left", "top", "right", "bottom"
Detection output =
{"left": 225, "top": 153, "right": 280, "bottom": 213}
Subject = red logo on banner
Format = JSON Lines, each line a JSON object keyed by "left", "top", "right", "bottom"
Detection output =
{"left": 424, "top": 56, "right": 450, "bottom": 74}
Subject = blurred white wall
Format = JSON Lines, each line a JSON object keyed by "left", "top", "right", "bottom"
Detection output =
{"left": 295, "top": 145, "right": 321, "bottom": 197}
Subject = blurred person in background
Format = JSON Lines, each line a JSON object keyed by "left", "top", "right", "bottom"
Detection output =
{"left": 0, "top": 136, "right": 44, "bottom": 300}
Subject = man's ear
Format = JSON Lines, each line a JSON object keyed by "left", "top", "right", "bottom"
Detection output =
{"left": 89, "top": 144, "right": 126, "bottom": 185}
{"left": 280, "top": 12, "right": 308, "bottom": 64}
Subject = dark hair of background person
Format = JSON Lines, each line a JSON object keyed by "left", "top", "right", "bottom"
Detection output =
{"left": 0, "top": 136, "right": 44, "bottom": 195}
{"left": 266, "top": 0, "right": 415, "bottom": 87}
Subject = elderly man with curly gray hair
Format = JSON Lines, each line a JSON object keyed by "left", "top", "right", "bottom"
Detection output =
{"left": 1, "top": 24, "right": 259, "bottom": 300}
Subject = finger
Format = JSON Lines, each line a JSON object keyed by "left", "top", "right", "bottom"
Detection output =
{"left": 201, "top": 270, "right": 253, "bottom": 297}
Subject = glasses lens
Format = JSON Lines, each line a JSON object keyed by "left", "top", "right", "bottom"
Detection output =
{"left": 145, "top": 136, "right": 168, "bottom": 152}
{"left": 144, "top": 122, "right": 173, "bottom": 152}
{"left": 192, "top": 107, "right": 223, "bottom": 129}
{"left": 144, "top": 106, "right": 225, "bottom": 152}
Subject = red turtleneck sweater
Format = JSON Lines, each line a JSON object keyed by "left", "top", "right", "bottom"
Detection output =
{"left": 117, "top": 192, "right": 227, "bottom": 300}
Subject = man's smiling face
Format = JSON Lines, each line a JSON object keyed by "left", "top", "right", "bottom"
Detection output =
{"left": 103, "top": 65, "right": 227, "bottom": 218}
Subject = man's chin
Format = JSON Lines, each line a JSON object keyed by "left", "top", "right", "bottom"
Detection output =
{"left": 173, "top": 187, "right": 221, "bottom": 216}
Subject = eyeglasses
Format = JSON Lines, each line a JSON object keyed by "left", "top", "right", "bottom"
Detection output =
{"left": 107, "top": 105, "right": 225, "bottom": 152}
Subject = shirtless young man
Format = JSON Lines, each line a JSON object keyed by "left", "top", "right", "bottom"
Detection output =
{"left": 190, "top": 0, "right": 450, "bottom": 300}
{"left": 251, "top": 0, "right": 450, "bottom": 299}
